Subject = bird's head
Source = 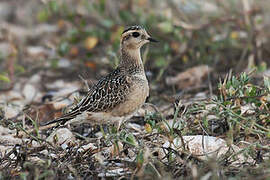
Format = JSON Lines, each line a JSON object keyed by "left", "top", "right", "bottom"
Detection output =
{"left": 120, "top": 25, "right": 158, "bottom": 50}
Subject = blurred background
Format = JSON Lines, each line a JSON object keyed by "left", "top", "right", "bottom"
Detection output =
{"left": 0, "top": 0, "right": 269, "bottom": 91}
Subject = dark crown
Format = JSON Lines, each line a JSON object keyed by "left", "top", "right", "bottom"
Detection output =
{"left": 122, "top": 25, "right": 142, "bottom": 34}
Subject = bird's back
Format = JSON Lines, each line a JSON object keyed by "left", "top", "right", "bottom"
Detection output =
{"left": 43, "top": 68, "right": 132, "bottom": 125}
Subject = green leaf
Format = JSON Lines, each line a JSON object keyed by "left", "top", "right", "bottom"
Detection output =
{"left": 158, "top": 21, "right": 173, "bottom": 33}
{"left": 147, "top": 119, "right": 156, "bottom": 128}
{"left": 50, "top": 58, "right": 59, "bottom": 68}
{"left": 110, "top": 126, "right": 117, "bottom": 134}
{"left": 267, "top": 131, "right": 270, "bottom": 139}
{"left": 101, "top": 19, "right": 114, "bottom": 28}
{"left": 136, "top": 149, "right": 144, "bottom": 168}
{"left": 125, "top": 133, "right": 138, "bottom": 147}
{"left": 223, "top": 101, "right": 232, "bottom": 106}
{"left": 58, "top": 42, "right": 70, "bottom": 56}
{"left": 67, "top": 28, "right": 80, "bottom": 43}
{"left": 264, "top": 76, "right": 270, "bottom": 92}
{"left": 37, "top": 9, "right": 50, "bottom": 22}
{"left": 97, "top": 0, "right": 106, "bottom": 13}
{"left": 15, "top": 65, "right": 25, "bottom": 73}
{"left": 246, "top": 85, "right": 257, "bottom": 97}
{"left": 49, "top": 0, "right": 59, "bottom": 12}
{"left": 202, "top": 116, "right": 208, "bottom": 128}
{"left": 119, "top": 10, "right": 133, "bottom": 21}
{"left": 155, "top": 57, "right": 167, "bottom": 68}
{"left": 258, "top": 61, "right": 267, "bottom": 72}
{"left": 0, "top": 74, "right": 10, "bottom": 83}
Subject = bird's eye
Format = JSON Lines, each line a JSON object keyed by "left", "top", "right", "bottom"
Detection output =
{"left": 132, "top": 32, "right": 140, "bottom": 38}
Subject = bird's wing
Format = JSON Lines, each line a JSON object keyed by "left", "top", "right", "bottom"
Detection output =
{"left": 42, "top": 68, "right": 131, "bottom": 126}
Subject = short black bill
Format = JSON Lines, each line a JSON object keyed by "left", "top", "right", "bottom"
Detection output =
{"left": 147, "top": 37, "right": 158, "bottom": 42}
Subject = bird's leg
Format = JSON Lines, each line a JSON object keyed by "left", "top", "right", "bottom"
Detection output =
{"left": 117, "top": 117, "right": 126, "bottom": 131}
{"left": 99, "top": 124, "right": 106, "bottom": 137}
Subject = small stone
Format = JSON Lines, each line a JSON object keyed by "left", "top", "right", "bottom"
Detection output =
{"left": 4, "top": 106, "right": 20, "bottom": 119}
{"left": 78, "top": 143, "right": 97, "bottom": 153}
{"left": 22, "top": 84, "right": 37, "bottom": 103}
{"left": 47, "top": 128, "right": 75, "bottom": 148}
{"left": 162, "top": 135, "right": 253, "bottom": 164}
{"left": 58, "top": 58, "right": 71, "bottom": 68}
{"left": 0, "top": 134, "right": 22, "bottom": 145}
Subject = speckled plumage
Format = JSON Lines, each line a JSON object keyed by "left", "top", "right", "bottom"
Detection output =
{"left": 43, "top": 25, "right": 156, "bottom": 127}
{"left": 122, "top": 25, "right": 142, "bottom": 34}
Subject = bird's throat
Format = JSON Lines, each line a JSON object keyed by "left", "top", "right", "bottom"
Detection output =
{"left": 119, "top": 48, "right": 144, "bottom": 72}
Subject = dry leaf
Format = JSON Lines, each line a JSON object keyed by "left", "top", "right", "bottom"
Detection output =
{"left": 144, "top": 123, "right": 152, "bottom": 133}
{"left": 166, "top": 65, "right": 212, "bottom": 89}
{"left": 170, "top": 41, "right": 181, "bottom": 52}
{"left": 84, "top": 36, "right": 98, "bottom": 50}
{"left": 85, "top": 61, "right": 97, "bottom": 69}
{"left": 27, "top": 103, "right": 58, "bottom": 125}
{"left": 69, "top": 46, "right": 79, "bottom": 56}
{"left": 110, "top": 141, "right": 123, "bottom": 157}
{"left": 110, "top": 26, "right": 124, "bottom": 42}
{"left": 138, "top": 0, "right": 148, "bottom": 6}
{"left": 57, "top": 19, "right": 66, "bottom": 29}
{"left": 4, "top": 105, "right": 20, "bottom": 119}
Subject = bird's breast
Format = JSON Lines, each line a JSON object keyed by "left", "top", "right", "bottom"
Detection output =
{"left": 111, "top": 73, "right": 149, "bottom": 117}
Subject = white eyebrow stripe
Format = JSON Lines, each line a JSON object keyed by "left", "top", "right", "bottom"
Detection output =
{"left": 121, "top": 30, "right": 144, "bottom": 39}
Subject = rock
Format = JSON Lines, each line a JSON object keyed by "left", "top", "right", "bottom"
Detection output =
{"left": 78, "top": 143, "right": 97, "bottom": 153}
{"left": 28, "top": 156, "right": 46, "bottom": 164}
{"left": 0, "top": 43, "right": 11, "bottom": 58}
{"left": 26, "top": 46, "right": 48, "bottom": 58}
{"left": 4, "top": 105, "right": 20, "bottom": 119}
{"left": 95, "top": 132, "right": 103, "bottom": 138}
{"left": 46, "top": 80, "right": 79, "bottom": 97}
{"left": 98, "top": 168, "right": 127, "bottom": 177}
{"left": 6, "top": 91, "right": 23, "bottom": 102}
{"left": 58, "top": 58, "right": 71, "bottom": 68}
{"left": 22, "top": 84, "right": 37, "bottom": 103}
{"left": 0, "top": 135, "right": 22, "bottom": 145}
{"left": 0, "top": 126, "right": 16, "bottom": 135}
{"left": 46, "top": 128, "right": 75, "bottom": 149}
{"left": 163, "top": 135, "right": 253, "bottom": 164}
{"left": 0, "top": 126, "right": 22, "bottom": 148}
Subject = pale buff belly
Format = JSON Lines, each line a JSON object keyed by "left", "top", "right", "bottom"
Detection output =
{"left": 111, "top": 79, "right": 149, "bottom": 117}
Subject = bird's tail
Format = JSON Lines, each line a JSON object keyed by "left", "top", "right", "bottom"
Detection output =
{"left": 40, "top": 100, "right": 85, "bottom": 126}
{"left": 41, "top": 116, "right": 73, "bottom": 126}
{"left": 41, "top": 109, "right": 81, "bottom": 126}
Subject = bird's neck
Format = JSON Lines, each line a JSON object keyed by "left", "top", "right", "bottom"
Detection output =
{"left": 119, "top": 47, "right": 144, "bottom": 73}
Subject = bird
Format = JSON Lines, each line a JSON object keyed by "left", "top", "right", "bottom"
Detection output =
{"left": 42, "top": 25, "right": 158, "bottom": 129}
